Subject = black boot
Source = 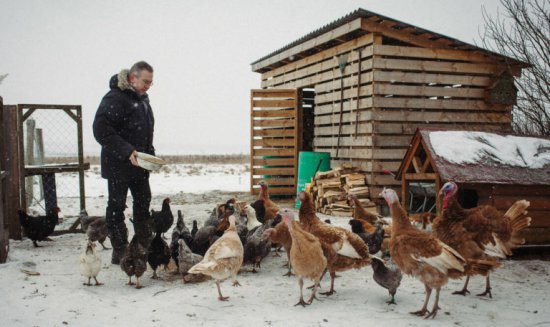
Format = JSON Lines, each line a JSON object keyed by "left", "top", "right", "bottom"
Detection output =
{"left": 108, "top": 222, "right": 128, "bottom": 265}
{"left": 133, "top": 217, "right": 154, "bottom": 249}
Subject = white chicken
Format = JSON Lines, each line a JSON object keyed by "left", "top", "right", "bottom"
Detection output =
{"left": 188, "top": 215, "right": 244, "bottom": 301}
{"left": 79, "top": 241, "right": 103, "bottom": 286}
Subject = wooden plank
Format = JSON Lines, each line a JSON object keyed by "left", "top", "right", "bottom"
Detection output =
{"left": 374, "top": 84, "right": 485, "bottom": 98}
{"left": 367, "top": 174, "right": 401, "bottom": 186}
{"left": 314, "top": 136, "right": 368, "bottom": 147}
{"left": 315, "top": 123, "right": 371, "bottom": 136}
{"left": 253, "top": 138, "right": 295, "bottom": 147}
{"left": 253, "top": 148, "right": 295, "bottom": 156}
{"left": 252, "top": 119, "right": 295, "bottom": 128}
{"left": 252, "top": 100, "right": 296, "bottom": 108}
{"left": 3, "top": 105, "right": 22, "bottom": 239}
{"left": 315, "top": 97, "right": 373, "bottom": 115}
{"left": 252, "top": 168, "right": 295, "bottom": 176}
{"left": 252, "top": 158, "right": 295, "bottom": 166}
{"left": 252, "top": 129, "right": 295, "bottom": 137}
{"left": 17, "top": 104, "right": 80, "bottom": 110}
{"left": 262, "top": 34, "right": 374, "bottom": 79}
{"left": 373, "top": 70, "right": 492, "bottom": 87}
{"left": 519, "top": 227, "right": 550, "bottom": 245}
{"left": 373, "top": 97, "right": 510, "bottom": 111}
{"left": 252, "top": 177, "right": 295, "bottom": 185}
{"left": 373, "top": 58, "right": 506, "bottom": 75}
{"left": 315, "top": 84, "right": 373, "bottom": 105}
{"left": 490, "top": 185, "right": 550, "bottom": 196}
{"left": 404, "top": 173, "right": 437, "bottom": 181}
{"left": 372, "top": 122, "right": 511, "bottom": 134}
{"left": 519, "top": 211, "right": 550, "bottom": 228}
{"left": 493, "top": 196, "right": 550, "bottom": 211}
{"left": 314, "top": 110, "right": 372, "bottom": 126}
{"left": 251, "top": 187, "right": 295, "bottom": 196}
{"left": 252, "top": 17, "right": 363, "bottom": 72}
{"left": 317, "top": 148, "right": 408, "bottom": 160}
{"left": 253, "top": 110, "right": 295, "bottom": 118}
{"left": 315, "top": 71, "right": 373, "bottom": 94}
{"left": 372, "top": 110, "right": 512, "bottom": 124}
{"left": 251, "top": 89, "right": 296, "bottom": 98}
{"left": 372, "top": 44, "right": 496, "bottom": 63}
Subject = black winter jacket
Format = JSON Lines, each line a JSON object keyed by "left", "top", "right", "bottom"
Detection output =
{"left": 93, "top": 69, "right": 155, "bottom": 180}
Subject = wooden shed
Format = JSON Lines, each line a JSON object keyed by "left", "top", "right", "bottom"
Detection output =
{"left": 250, "top": 8, "right": 528, "bottom": 197}
{"left": 396, "top": 128, "right": 550, "bottom": 245}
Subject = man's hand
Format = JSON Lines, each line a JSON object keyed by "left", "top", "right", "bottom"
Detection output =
{"left": 129, "top": 150, "right": 139, "bottom": 167}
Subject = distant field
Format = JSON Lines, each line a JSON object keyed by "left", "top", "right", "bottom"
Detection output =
{"left": 45, "top": 154, "right": 250, "bottom": 165}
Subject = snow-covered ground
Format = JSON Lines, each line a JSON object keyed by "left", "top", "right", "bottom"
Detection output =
{"left": 2, "top": 163, "right": 550, "bottom": 327}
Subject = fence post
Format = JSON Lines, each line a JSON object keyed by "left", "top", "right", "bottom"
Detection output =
{"left": 0, "top": 96, "right": 8, "bottom": 262}
{"left": 25, "top": 119, "right": 35, "bottom": 206}
{"left": 35, "top": 128, "right": 44, "bottom": 202}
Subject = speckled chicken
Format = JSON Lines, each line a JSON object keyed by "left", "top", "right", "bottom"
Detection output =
{"left": 80, "top": 210, "right": 109, "bottom": 250}
{"left": 177, "top": 239, "right": 208, "bottom": 283}
{"left": 188, "top": 215, "right": 244, "bottom": 301}
{"left": 79, "top": 241, "right": 103, "bottom": 286}
{"left": 282, "top": 209, "right": 326, "bottom": 306}
{"left": 434, "top": 181, "right": 530, "bottom": 297}
{"left": 120, "top": 234, "right": 148, "bottom": 289}
{"left": 243, "top": 206, "right": 272, "bottom": 273}
{"left": 381, "top": 188, "right": 467, "bottom": 319}
{"left": 170, "top": 210, "right": 193, "bottom": 269}
{"left": 298, "top": 191, "right": 372, "bottom": 296}
{"left": 371, "top": 256, "right": 402, "bottom": 304}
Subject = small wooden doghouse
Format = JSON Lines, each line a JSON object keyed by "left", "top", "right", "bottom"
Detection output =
{"left": 249, "top": 8, "right": 528, "bottom": 197}
{"left": 396, "top": 129, "right": 550, "bottom": 245}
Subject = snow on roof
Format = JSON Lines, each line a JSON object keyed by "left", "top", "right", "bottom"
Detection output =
{"left": 430, "top": 131, "right": 550, "bottom": 169}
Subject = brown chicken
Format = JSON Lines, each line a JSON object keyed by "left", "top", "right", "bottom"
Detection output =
{"left": 436, "top": 181, "right": 531, "bottom": 297}
{"left": 381, "top": 188, "right": 466, "bottom": 319}
{"left": 263, "top": 220, "right": 293, "bottom": 276}
{"left": 281, "top": 209, "right": 327, "bottom": 307}
{"left": 348, "top": 194, "right": 381, "bottom": 229}
{"left": 258, "top": 180, "right": 279, "bottom": 223}
{"left": 298, "top": 191, "right": 371, "bottom": 296}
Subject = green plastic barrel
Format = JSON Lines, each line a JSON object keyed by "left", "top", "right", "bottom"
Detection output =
{"left": 295, "top": 151, "right": 331, "bottom": 208}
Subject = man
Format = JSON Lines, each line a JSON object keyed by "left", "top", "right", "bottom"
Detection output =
{"left": 93, "top": 61, "right": 155, "bottom": 264}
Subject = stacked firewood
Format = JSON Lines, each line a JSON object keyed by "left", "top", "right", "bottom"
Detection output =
{"left": 310, "top": 163, "right": 376, "bottom": 216}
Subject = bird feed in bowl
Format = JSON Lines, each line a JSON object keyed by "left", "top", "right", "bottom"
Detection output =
{"left": 136, "top": 152, "right": 166, "bottom": 171}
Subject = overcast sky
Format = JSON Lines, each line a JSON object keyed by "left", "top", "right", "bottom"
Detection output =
{"left": 0, "top": 0, "right": 505, "bottom": 155}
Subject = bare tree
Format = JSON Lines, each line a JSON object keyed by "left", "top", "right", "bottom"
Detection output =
{"left": 480, "top": 0, "right": 550, "bottom": 136}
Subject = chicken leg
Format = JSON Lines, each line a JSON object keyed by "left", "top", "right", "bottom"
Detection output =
{"left": 295, "top": 278, "right": 309, "bottom": 307}
{"left": 216, "top": 281, "right": 229, "bottom": 301}
{"left": 320, "top": 271, "right": 337, "bottom": 296}
{"left": 307, "top": 280, "right": 322, "bottom": 305}
{"left": 93, "top": 277, "right": 103, "bottom": 286}
{"left": 477, "top": 275, "right": 492, "bottom": 298}
{"left": 425, "top": 287, "right": 441, "bottom": 319}
{"left": 411, "top": 284, "right": 432, "bottom": 317}
{"left": 126, "top": 277, "right": 135, "bottom": 286}
{"left": 135, "top": 277, "right": 143, "bottom": 289}
{"left": 453, "top": 276, "right": 471, "bottom": 296}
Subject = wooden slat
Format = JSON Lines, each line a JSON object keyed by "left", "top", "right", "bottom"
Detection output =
{"left": 253, "top": 138, "right": 295, "bottom": 147}
{"left": 314, "top": 110, "right": 372, "bottom": 126}
{"left": 253, "top": 119, "right": 295, "bottom": 128}
{"left": 520, "top": 227, "right": 550, "bottom": 244}
{"left": 490, "top": 185, "right": 550, "bottom": 196}
{"left": 251, "top": 89, "right": 296, "bottom": 98}
{"left": 374, "top": 58, "right": 506, "bottom": 75}
{"left": 314, "top": 136, "right": 368, "bottom": 147}
{"left": 366, "top": 174, "right": 401, "bottom": 186}
{"left": 253, "top": 129, "right": 295, "bottom": 137}
{"left": 253, "top": 109, "right": 295, "bottom": 118}
{"left": 518, "top": 211, "right": 550, "bottom": 228}
{"left": 252, "top": 100, "right": 296, "bottom": 108}
{"left": 252, "top": 17, "right": 363, "bottom": 72}
{"left": 253, "top": 148, "right": 295, "bottom": 156}
{"left": 373, "top": 70, "right": 492, "bottom": 87}
{"left": 374, "top": 84, "right": 485, "bottom": 98}
{"left": 251, "top": 187, "right": 295, "bottom": 196}
{"left": 252, "top": 177, "right": 295, "bottom": 185}
{"left": 252, "top": 158, "right": 295, "bottom": 166}
{"left": 373, "top": 44, "right": 496, "bottom": 63}
{"left": 252, "top": 168, "right": 295, "bottom": 176}
{"left": 17, "top": 104, "right": 80, "bottom": 110}
{"left": 315, "top": 97, "right": 373, "bottom": 116}
{"left": 371, "top": 122, "right": 511, "bottom": 135}
{"left": 493, "top": 196, "right": 550, "bottom": 211}
{"left": 373, "top": 97, "right": 510, "bottom": 111}
{"left": 372, "top": 110, "right": 512, "bottom": 124}
{"left": 404, "top": 173, "right": 437, "bottom": 181}
{"left": 316, "top": 148, "right": 407, "bottom": 160}
{"left": 315, "top": 85, "right": 373, "bottom": 105}
{"left": 314, "top": 71, "right": 373, "bottom": 94}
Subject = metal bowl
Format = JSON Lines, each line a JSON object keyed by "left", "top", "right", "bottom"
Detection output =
{"left": 136, "top": 152, "right": 166, "bottom": 171}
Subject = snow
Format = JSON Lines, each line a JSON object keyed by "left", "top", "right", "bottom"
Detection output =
{"left": 2, "top": 163, "right": 550, "bottom": 326}
{"left": 430, "top": 131, "right": 550, "bottom": 169}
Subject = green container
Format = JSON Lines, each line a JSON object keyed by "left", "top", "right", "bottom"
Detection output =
{"left": 295, "top": 151, "right": 331, "bottom": 208}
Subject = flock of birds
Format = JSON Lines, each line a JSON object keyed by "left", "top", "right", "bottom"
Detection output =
{"left": 18, "top": 180, "right": 531, "bottom": 319}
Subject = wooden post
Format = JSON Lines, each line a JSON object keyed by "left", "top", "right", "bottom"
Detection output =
{"left": 3, "top": 105, "right": 22, "bottom": 239}
{"left": 0, "top": 96, "right": 7, "bottom": 262}
{"left": 76, "top": 107, "right": 86, "bottom": 210}
{"left": 25, "top": 118, "right": 35, "bottom": 206}
{"left": 35, "top": 128, "right": 44, "bottom": 202}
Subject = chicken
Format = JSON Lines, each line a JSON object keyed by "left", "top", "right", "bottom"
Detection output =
{"left": 348, "top": 194, "right": 382, "bottom": 226}
{"left": 281, "top": 209, "right": 326, "bottom": 306}
{"left": 263, "top": 220, "right": 293, "bottom": 276}
{"left": 244, "top": 204, "right": 263, "bottom": 234}
{"left": 148, "top": 232, "right": 171, "bottom": 279}
{"left": 214, "top": 202, "right": 236, "bottom": 235}
{"left": 243, "top": 210, "right": 272, "bottom": 273}
{"left": 170, "top": 210, "right": 193, "bottom": 269}
{"left": 79, "top": 241, "right": 103, "bottom": 286}
{"left": 298, "top": 191, "right": 372, "bottom": 296}
{"left": 120, "top": 234, "right": 148, "bottom": 289}
{"left": 18, "top": 207, "right": 60, "bottom": 247}
{"left": 192, "top": 224, "right": 217, "bottom": 256}
{"left": 435, "top": 181, "right": 531, "bottom": 297}
{"left": 348, "top": 219, "right": 385, "bottom": 254}
{"left": 370, "top": 256, "right": 402, "bottom": 304}
{"left": 80, "top": 210, "right": 109, "bottom": 250}
{"left": 381, "top": 188, "right": 467, "bottom": 319}
{"left": 191, "top": 220, "right": 198, "bottom": 239}
{"left": 204, "top": 198, "right": 236, "bottom": 228}
{"left": 188, "top": 215, "right": 244, "bottom": 301}
{"left": 177, "top": 239, "right": 207, "bottom": 283}
{"left": 151, "top": 197, "right": 174, "bottom": 238}
{"left": 250, "top": 199, "right": 266, "bottom": 222}
{"left": 258, "top": 181, "right": 279, "bottom": 223}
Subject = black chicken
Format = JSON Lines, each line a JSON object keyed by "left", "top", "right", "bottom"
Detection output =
{"left": 191, "top": 220, "right": 198, "bottom": 239}
{"left": 371, "top": 256, "right": 403, "bottom": 305}
{"left": 148, "top": 232, "right": 171, "bottom": 279}
{"left": 170, "top": 210, "right": 193, "bottom": 270}
{"left": 120, "top": 234, "right": 148, "bottom": 289}
{"left": 19, "top": 207, "right": 61, "bottom": 247}
{"left": 348, "top": 219, "right": 385, "bottom": 254}
{"left": 192, "top": 225, "right": 217, "bottom": 256}
{"left": 151, "top": 197, "right": 174, "bottom": 239}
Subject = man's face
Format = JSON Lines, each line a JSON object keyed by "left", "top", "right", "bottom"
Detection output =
{"left": 130, "top": 70, "right": 153, "bottom": 95}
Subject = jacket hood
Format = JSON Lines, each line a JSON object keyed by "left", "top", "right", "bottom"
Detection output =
{"left": 109, "top": 69, "right": 132, "bottom": 91}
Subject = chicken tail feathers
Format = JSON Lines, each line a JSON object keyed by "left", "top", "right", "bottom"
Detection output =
{"left": 504, "top": 200, "right": 532, "bottom": 250}
{"left": 468, "top": 259, "right": 501, "bottom": 276}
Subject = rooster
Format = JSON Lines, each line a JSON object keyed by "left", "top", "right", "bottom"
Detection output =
{"left": 435, "top": 181, "right": 531, "bottom": 297}
{"left": 151, "top": 197, "right": 174, "bottom": 239}
{"left": 381, "top": 188, "right": 468, "bottom": 319}
{"left": 281, "top": 209, "right": 326, "bottom": 306}
{"left": 18, "top": 207, "right": 61, "bottom": 247}
{"left": 258, "top": 181, "right": 279, "bottom": 223}
{"left": 79, "top": 241, "right": 103, "bottom": 286}
{"left": 298, "top": 191, "right": 372, "bottom": 296}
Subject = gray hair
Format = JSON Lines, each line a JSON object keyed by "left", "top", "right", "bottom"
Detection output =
{"left": 130, "top": 61, "right": 153, "bottom": 77}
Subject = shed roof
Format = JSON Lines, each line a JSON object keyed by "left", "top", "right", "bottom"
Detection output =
{"left": 397, "top": 129, "right": 550, "bottom": 186}
{"left": 251, "top": 8, "right": 528, "bottom": 73}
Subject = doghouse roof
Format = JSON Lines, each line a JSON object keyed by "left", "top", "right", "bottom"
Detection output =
{"left": 397, "top": 129, "right": 550, "bottom": 186}
{"left": 251, "top": 8, "right": 528, "bottom": 73}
